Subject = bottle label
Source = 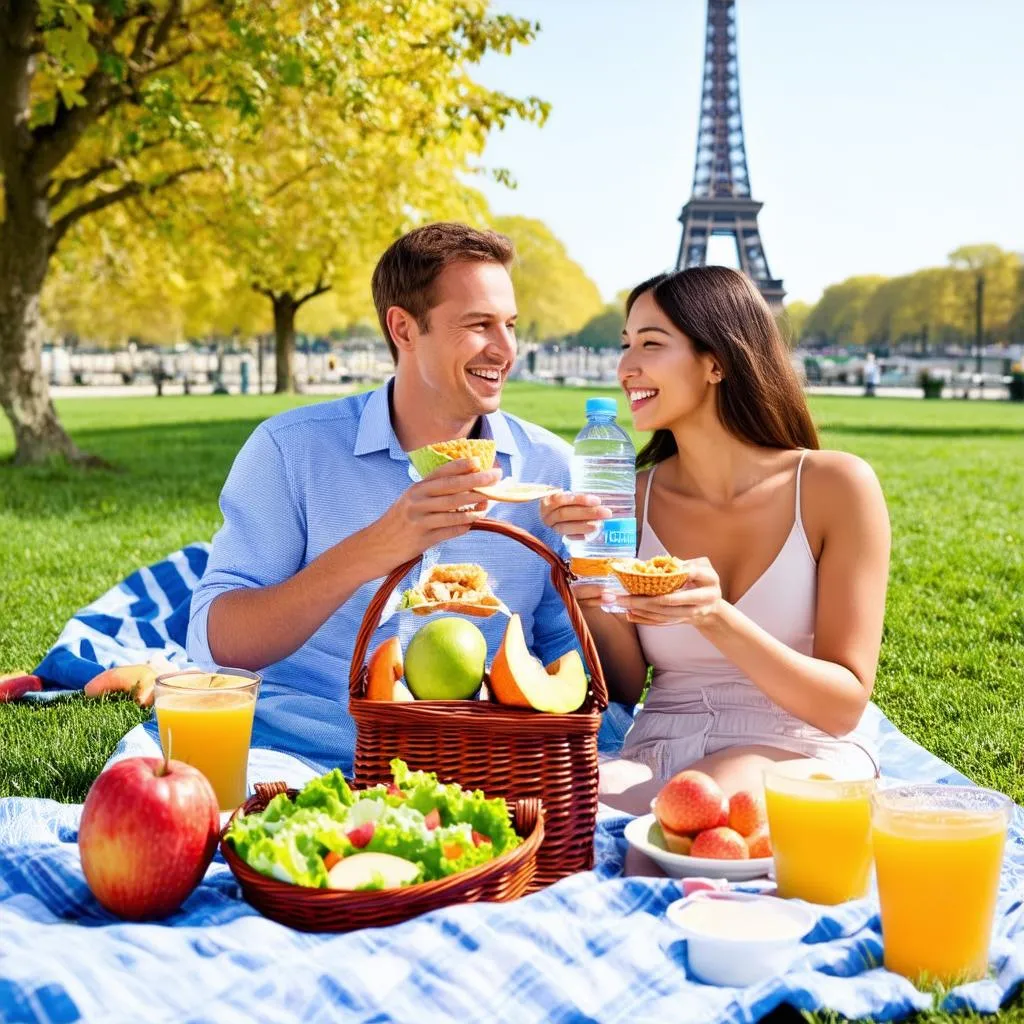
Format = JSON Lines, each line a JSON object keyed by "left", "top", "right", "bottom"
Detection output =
{"left": 599, "top": 517, "right": 636, "bottom": 551}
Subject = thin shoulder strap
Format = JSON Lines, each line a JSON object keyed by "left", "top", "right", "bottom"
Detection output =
{"left": 642, "top": 462, "right": 657, "bottom": 526}
{"left": 795, "top": 449, "right": 809, "bottom": 524}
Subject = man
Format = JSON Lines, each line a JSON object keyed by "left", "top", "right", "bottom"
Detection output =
{"left": 186, "top": 223, "right": 580, "bottom": 772}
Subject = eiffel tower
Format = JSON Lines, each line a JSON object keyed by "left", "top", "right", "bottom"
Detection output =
{"left": 676, "top": 0, "right": 785, "bottom": 309}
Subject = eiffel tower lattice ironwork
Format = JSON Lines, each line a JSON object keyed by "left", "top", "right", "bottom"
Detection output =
{"left": 676, "top": 0, "right": 784, "bottom": 309}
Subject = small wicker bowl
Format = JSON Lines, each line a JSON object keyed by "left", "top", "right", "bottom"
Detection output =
{"left": 220, "top": 782, "right": 544, "bottom": 933}
{"left": 611, "top": 557, "right": 690, "bottom": 596}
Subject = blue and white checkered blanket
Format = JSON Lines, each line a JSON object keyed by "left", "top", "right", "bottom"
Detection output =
{"left": 3, "top": 547, "right": 1022, "bottom": 1022}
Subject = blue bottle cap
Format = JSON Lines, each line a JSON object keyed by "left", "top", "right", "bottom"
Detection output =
{"left": 585, "top": 396, "right": 618, "bottom": 417}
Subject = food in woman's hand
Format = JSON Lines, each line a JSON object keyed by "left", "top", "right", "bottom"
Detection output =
{"left": 407, "top": 438, "right": 497, "bottom": 477}
{"left": 224, "top": 759, "right": 521, "bottom": 890}
{"left": 399, "top": 563, "right": 501, "bottom": 616}
{"left": 611, "top": 555, "right": 689, "bottom": 596}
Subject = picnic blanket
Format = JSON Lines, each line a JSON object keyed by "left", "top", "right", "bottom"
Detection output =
{"left": 3, "top": 548, "right": 1023, "bottom": 1022}
{"left": 1, "top": 714, "right": 1022, "bottom": 1024}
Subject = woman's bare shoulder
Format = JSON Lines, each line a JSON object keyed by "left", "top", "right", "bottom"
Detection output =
{"left": 801, "top": 449, "right": 888, "bottom": 524}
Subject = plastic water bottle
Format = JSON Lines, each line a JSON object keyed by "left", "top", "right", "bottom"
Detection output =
{"left": 569, "top": 397, "right": 636, "bottom": 613}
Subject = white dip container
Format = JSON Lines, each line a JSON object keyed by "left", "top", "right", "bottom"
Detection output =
{"left": 665, "top": 891, "right": 816, "bottom": 987}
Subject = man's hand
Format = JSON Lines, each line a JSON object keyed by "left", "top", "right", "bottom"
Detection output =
{"left": 360, "top": 459, "right": 503, "bottom": 573}
{"left": 207, "top": 460, "right": 502, "bottom": 671}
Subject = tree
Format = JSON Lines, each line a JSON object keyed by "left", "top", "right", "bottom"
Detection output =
{"left": 777, "top": 300, "right": 812, "bottom": 346}
{"left": 577, "top": 304, "right": 623, "bottom": 350}
{"left": 803, "top": 276, "right": 886, "bottom": 345}
{"left": 948, "top": 244, "right": 1021, "bottom": 341}
{"left": 492, "top": 216, "right": 602, "bottom": 341}
{"left": 0, "top": 1, "right": 547, "bottom": 463}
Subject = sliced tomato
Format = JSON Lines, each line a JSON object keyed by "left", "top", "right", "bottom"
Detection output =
{"left": 323, "top": 851, "right": 342, "bottom": 871}
{"left": 471, "top": 830, "right": 492, "bottom": 847}
{"left": 386, "top": 783, "right": 405, "bottom": 799}
{"left": 346, "top": 822, "right": 375, "bottom": 848}
{"left": 423, "top": 808, "right": 441, "bottom": 831}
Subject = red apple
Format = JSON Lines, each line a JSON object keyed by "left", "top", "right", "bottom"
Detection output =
{"left": 78, "top": 756, "right": 220, "bottom": 920}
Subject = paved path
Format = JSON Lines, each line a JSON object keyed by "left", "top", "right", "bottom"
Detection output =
{"left": 49, "top": 383, "right": 355, "bottom": 399}
{"left": 50, "top": 382, "right": 1012, "bottom": 401}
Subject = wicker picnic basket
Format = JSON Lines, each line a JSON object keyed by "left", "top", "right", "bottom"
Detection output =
{"left": 221, "top": 781, "right": 544, "bottom": 933}
{"left": 349, "top": 519, "right": 609, "bottom": 891}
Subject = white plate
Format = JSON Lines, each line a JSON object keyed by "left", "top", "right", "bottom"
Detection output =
{"left": 624, "top": 814, "right": 773, "bottom": 881}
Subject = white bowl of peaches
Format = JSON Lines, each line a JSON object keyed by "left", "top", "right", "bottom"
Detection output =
{"left": 623, "top": 769, "right": 773, "bottom": 881}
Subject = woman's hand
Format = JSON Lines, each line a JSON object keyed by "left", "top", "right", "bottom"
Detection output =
{"left": 540, "top": 490, "right": 612, "bottom": 538}
{"left": 569, "top": 581, "right": 607, "bottom": 611}
{"left": 618, "top": 557, "right": 726, "bottom": 628}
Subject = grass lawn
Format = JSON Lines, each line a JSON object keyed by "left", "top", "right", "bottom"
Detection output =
{"left": 1, "top": 385, "right": 1021, "bottom": 1023}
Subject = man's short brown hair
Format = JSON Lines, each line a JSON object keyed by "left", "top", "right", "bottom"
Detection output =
{"left": 371, "top": 222, "right": 515, "bottom": 361}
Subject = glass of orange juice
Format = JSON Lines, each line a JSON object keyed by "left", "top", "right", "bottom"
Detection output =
{"left": 872, "top": 784, "right": 1011, "bottom": 985}
{"left": 764, "top": 761, "right": 877, "bottom": 905}
{"left": 154, "top": 668, "right": 260, "bottom": 811}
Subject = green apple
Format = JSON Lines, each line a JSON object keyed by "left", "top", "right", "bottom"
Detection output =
{"left": 403, "top": 617, "right": 487, "bottom": 701}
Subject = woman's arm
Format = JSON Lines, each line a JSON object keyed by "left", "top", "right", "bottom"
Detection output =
{"left": 621, "top": 452, "right": 891, "bottom": 736}
{"left": 575, "top": 593, "right": 649, "bottom": 706}
{"left": 539, "top": 485, "right": 650, "bottom": 705}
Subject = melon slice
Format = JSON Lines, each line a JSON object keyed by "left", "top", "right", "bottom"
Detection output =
{"left": 489, "top": 613, "right": 588, "bottom": 714}
{"left": 326, "top": 852, "right": 420, "bottom": 890}
{"left": 473, "top": 481, "right": 561, "bottom": 503}
{"left": 407, "top": 438, "right": 497, "bottom": 478}
{"left": 366, "top": 637, "right": 413, "bottom": 701}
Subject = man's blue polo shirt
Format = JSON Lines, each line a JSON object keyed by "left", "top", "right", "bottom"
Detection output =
{"left": 186, "top": 380, "right": 579, "bottom": 772}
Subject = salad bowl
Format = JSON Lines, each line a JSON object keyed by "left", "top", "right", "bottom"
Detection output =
{"left": 221, "top": 772, "right": 544, "bottom": 933}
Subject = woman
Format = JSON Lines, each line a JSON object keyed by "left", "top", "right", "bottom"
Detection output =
{"left": 542, "top": 267, "right": 890, "bottom": 811}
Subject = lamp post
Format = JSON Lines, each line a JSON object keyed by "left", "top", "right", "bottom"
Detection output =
{"left": 974, "top": 273, "right": 985, "bottom": 378}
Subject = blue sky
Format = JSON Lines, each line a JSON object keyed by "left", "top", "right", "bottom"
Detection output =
{"left": 475, "top": 0, "right": 1024, "bottom": 304}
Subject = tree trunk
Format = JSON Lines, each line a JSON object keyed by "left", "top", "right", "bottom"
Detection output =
{"left": 272, "top": 293, "right": 298, "bottom": 394}
{"left": 0, "top": 176, "right": 95, "bottom": 466}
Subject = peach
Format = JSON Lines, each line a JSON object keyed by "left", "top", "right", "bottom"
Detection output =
{"left": 84, "top": 664, "right": 158, "bottom": 707}
{"left": 653, "top": 770, "right": 728, "bottom": 834}
{"left": 727, "top": 790, "right": 767, "bottom": 838}
{"left": 691, "top": 827, "right": 749, "bottom": 860}
{"left": 746, "top": 827, "right": 773, "bottom": 859}
{"left": 660, "top": 824, "right": 693, "bottom": 856}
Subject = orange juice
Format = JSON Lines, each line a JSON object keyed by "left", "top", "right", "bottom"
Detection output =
{"left": 872, "top": 785, "right": 1011, "bottom": 984}
{"left": 154, "top": 670, "right": 259, "bottom": 811}
{"left": 764, "top": 763, "right": 876, "bottom": 905}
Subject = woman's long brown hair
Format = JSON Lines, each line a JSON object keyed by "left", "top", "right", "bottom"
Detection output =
{"left": 627, "top": 267, "right": 819, "bottom": 469}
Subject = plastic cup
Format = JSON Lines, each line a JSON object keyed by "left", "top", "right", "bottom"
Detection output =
{"left": 153, "top": 668, "right": 260, "bottom": 811}
{"left": 871, "top": 784, "right": 1012, "bottom": 984}
{"left": 763, "top": 760, "right": 876, "bottom": 905}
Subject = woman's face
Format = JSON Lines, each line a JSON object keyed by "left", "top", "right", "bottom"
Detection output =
{"left": 618, "top": 290, "right": 717, "bottom": 432}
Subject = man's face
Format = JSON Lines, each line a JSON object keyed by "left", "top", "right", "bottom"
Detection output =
{"left": 401, "top": 261, "right": 518, "bottom": 418}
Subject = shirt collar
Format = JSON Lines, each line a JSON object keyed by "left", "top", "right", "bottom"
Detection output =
{"left": 353, "top": 377, "right": 520, "bottom": 465}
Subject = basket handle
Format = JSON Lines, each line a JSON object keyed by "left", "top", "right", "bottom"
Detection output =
{"left": 348, "top": 518, "right": 608, "bottom": 710}
{"left": 512, "top": 797, "right": 542, "bottom": 836}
